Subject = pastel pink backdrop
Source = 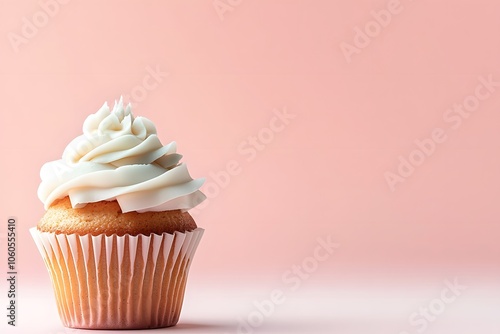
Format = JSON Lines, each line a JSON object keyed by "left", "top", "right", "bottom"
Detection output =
{"left": 0, "top": 1, "right": 499, "bottom": 328}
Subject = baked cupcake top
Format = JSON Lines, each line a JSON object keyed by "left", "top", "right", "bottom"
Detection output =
{"left": 38, "top": 197, "right": 197, "bottom": 235}
{"left": 38, "top": 98, "right": 206, "bottom": 213}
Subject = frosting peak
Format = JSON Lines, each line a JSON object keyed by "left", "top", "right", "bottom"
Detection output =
{"left": 38, "top": 98, "right": 206, "bottom": 213}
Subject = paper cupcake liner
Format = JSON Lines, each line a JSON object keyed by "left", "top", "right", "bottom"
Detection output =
{"left": 30, "top": 227, "right": 204, "bottom": 329}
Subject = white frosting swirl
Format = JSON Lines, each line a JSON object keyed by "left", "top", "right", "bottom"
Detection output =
{"left": 38, "top": 98, "right": 206, "bottom": 213}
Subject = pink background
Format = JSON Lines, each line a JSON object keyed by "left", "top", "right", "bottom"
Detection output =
{"left": 0, "top": 0, "right": 499, "bottom": 333}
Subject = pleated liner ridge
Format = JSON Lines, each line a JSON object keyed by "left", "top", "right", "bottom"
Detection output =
{"left": 30, "top": 227, "right": 204, "bottom": 329}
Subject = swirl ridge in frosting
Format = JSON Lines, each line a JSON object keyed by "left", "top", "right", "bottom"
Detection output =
{"left": 38, "top": 97, "right": 206, "bottom": 213}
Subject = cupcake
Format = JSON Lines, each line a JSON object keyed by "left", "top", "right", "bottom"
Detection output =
{"left": 30, "top": 98, "right": 206, "bottom": 329}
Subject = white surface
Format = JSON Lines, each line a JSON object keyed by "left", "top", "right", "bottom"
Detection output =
{"left": 2, "top": 283, "right": 500, "bottom": 334}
